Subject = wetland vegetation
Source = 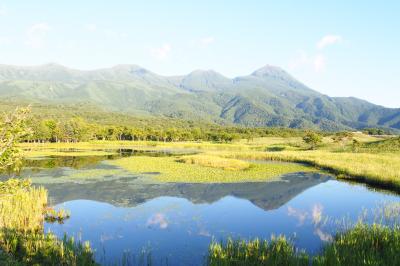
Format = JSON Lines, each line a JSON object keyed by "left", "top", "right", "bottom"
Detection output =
{"left": 2, "top": 108, "right": 400, "bottom": 265}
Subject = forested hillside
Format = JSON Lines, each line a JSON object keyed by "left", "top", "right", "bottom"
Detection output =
{"left": 0, "top": 63, "right": 399, "bottom": 131}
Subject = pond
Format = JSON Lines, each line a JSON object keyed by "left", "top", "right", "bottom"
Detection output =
{"left": 5, "top": 150, "right": 400, "bottom": 265}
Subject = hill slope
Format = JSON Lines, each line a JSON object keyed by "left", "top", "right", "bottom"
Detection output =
{"left": 0, "top": 63, "right": 399, "bottom": 131}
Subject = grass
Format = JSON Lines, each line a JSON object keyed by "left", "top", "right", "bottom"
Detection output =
{"left": 0, "top": 179, "right": 47, "bottom": 232}
{"left": 178, "top": 155, "right": 251, "bottom": 171}
{"left": 208, "top": 223, "right": 400, "bottom": 266}
{"left": 214, "top": 150, "right": 400, "bottom": 190}
{"left": 107, "top": 156, "right": 314, "bottom": 183}
{"left": 208, "top": 237, "right": 309, "bottom": 266}
{"left": 313, "top": 223, "right": 400, "bottom": 265}
{"left": 0, "top": 179, "right": 98, "bottom": 265}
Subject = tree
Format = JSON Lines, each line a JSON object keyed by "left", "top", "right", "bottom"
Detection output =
{"left": 303, "top": 131, "right": 322, "bottom": 150}
{"left": 0, "top": 107, "right": 31, "bottom": 172}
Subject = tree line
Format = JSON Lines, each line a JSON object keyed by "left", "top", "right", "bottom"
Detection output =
{"left": 25, "top": 116, "right": 310, "bottom": 143}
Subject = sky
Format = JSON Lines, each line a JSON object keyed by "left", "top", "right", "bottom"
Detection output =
{"left": 0, "top": 1, "right": 399, "bottom": 108}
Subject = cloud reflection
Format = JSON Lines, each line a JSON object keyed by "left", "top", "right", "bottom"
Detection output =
{"left": 287, "top": 206, "right": 308, "bottom": 225}
{"left": 146, "top": 213, "right": 168, "bottom": 229}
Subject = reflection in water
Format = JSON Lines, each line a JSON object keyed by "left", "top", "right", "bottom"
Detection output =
{"left": 147, "top": 213, "right": 169, "bottom": 229}
{"left": 42, "top": 172, "right": 330, "bottom": 210}
{"left": 287, "top": 206, "right": 307, "bottom": 225}
{"left": 312, "top": 203, "right": 323, "bottom": 225}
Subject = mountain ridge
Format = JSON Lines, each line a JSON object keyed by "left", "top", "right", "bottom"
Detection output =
{"left": 0, "top": 63, "right": 398, "bottom": 131}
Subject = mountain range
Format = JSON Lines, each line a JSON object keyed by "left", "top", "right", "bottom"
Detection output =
{"left": 0, "top": 63, "right": 399, "bottom": 131}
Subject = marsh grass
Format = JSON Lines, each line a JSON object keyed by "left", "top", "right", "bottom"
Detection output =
{"left": 178, "top": 155, "right": 251, "bottom": 171}
{"left": 0, "top": 179, "right": 47, "bottom": 232}
{"left": 208, "top": 237, "right": 309, "bottom": 266}
{"left": 313, "top": 223, "right": 400, "bottom": 265}
{"left": 44, "top": 208, "right": 71, "bottom": 224}
{"left": 108, "top": 156, "right": 314, "bottom": 183}
{"left": 214, "top": 150, "right": 400, "bottom": 190}
{"left": 209, "top": 223, "right": 400, "bottom": 266}
{"left": 0, "top": 179, "right": 98, "bottom": 265}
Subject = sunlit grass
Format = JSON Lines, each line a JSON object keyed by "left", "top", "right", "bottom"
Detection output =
{"left": 0, "top": 179, "right": 47, "bottom": 232}
{"left": 107, "top": 156, "right": 314, "bottom": 183}
{"left": 178, "top": 155, "right": 251, "bottom": 171}
{"left": 208, "top": 237, "right": 309, "bottom": 266}
{"left": 212, "top": 150, "right": 400, "bottom": 189}
{"left": 0, "top": 179, "right": 98, "bottom": 265}
{"left": 208, "top": 223, "right": 400, "bottom": 266}
{"left": 313, "top": 223, "right": 400, "bottom": 265}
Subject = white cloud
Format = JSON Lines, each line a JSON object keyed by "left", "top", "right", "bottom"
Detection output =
{"left": 150, "top": 43, "right": 171, "bottom": 60}
{"left": 317, "top": 35, "right": 342, "bottom": 49}
{"left": 26, "top": 23, "right": 51, "bottom": 48}
{"left": 84, "top": 23, "right": 97, "bottom": 32}
{"left": 289, "top": 51, "right": 326, "bottom": 72}
{"left": 200, "top": 36, "right": 215, "bottom": 46}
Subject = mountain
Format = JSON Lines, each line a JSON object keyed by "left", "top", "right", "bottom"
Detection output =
{"left": 0, "top": 63, "right": 399, "bottom": 131}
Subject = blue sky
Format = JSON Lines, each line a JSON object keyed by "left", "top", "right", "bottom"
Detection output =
{"left": 0, "top": 1, "right": 399, "bottom": 107}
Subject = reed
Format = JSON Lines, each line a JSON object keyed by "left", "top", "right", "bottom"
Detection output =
{"left": 0, "top": 179, "right": 98, "bottom": 265}
{"left": 208, "top": 223, "right": 400, "bottom": 266}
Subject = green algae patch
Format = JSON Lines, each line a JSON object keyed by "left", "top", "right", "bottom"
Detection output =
{"left": 107, "top": 156, "right": 315, "bottom": 183}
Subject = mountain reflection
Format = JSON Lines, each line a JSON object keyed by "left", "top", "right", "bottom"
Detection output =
{"left": 43, "top": 172, "right": 331, "bottom": 211}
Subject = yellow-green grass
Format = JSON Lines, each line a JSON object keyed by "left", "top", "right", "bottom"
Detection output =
{"left": 0, "top": 179, "right": 97, "bottom": 265}
{"left": 107, "top": 156, "right": 314, "bottom": 183}
{"left": 178, "top": 155, "right": 251, "bottom": 171}
{"left": 208, "top": 223, "right": 400, "bottom": 266}
{"left": 23, "top": 149, "right": 116, "bottom": 158}
{"left": 214, "top": 150, "right": 400, "bottom": 189}
{"left": 0, "top": 179, "right": 47, "bottom": 232}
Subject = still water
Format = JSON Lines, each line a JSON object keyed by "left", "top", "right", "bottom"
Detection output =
{"left": 10, "top": 151, "right": 400, "bottom": 265}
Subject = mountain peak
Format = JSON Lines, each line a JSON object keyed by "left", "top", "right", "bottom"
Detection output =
{"left": 251, "top": 65, "right": 287, "bottom": 77}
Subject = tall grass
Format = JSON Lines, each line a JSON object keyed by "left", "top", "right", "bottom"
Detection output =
{"left": 313, "top": 223, "right": 400, "bottom": 265}
{"left": 0, "top": 179, "right": 47, "bottom": 232}
{"left": 208, "top": 223, "right": 400, "bottom": 266}
{"left": 0, "top": 179, "right": 98, "bottom": 265}
{"left": 208, "top": 237, "right": 309, "bottom": 266}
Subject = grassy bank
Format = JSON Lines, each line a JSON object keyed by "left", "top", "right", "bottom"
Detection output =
{"left": 208, "top": 223, "right": 400, "bottom": 266}
{"left": 0, "top": 179, "right": 98, "bottom": 265}
{"left": 214, "top": 150, "right": 400, "bottom": 190}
